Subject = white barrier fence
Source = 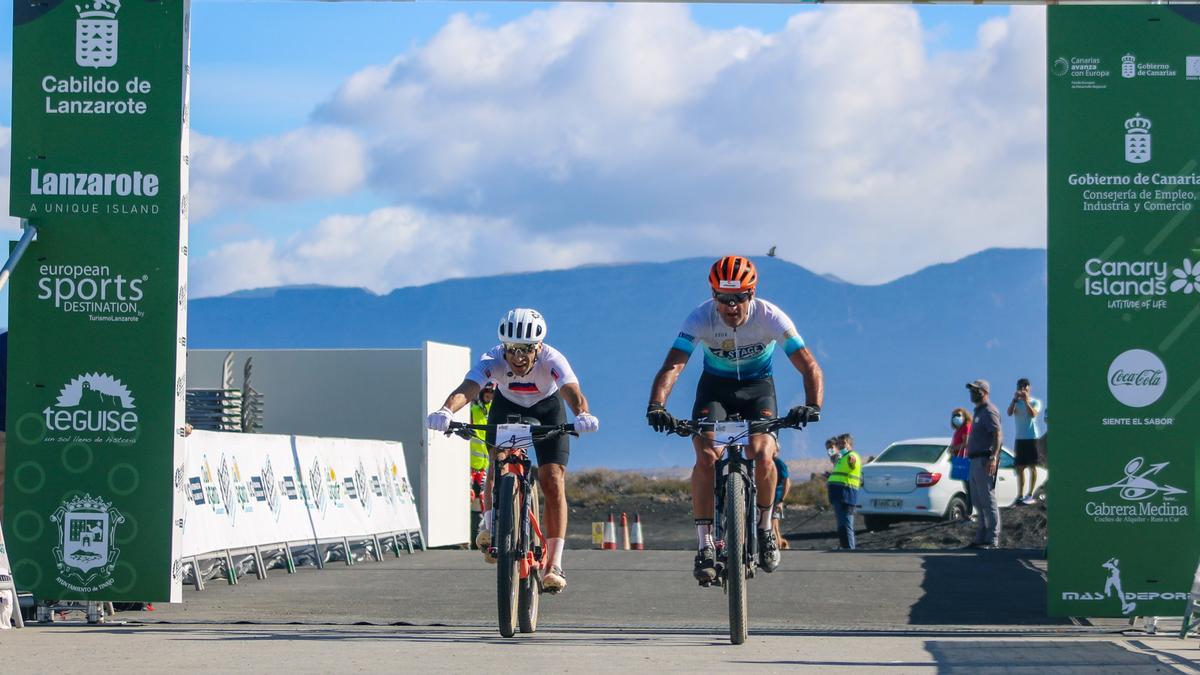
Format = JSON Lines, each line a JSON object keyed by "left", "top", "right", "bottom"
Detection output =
{"left": 182, "top": 431, "right": 423, "bottom": 588}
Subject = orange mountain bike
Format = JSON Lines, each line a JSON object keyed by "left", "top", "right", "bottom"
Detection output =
{"left": 448, "top": 419, "right": 575, "bottom": 637}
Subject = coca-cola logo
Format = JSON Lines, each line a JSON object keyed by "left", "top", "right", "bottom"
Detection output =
{"left": 1110, "top": 369, "right": 1163, "bottom": 388}
{"left": 1107, "top": 349, "right": 1167, "bottom": 408}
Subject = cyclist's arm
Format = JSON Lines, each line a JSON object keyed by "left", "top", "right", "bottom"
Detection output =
{"left": 439, "top": 379, "right": 482, "bottom": 414}
{"left": 559, "top": 382, "right": 590, "bottom": 416}
{"left": 648, "top": 348, "right": 691, "bottom": 406}
{"left": 787, "top": 347, "right": 824, "bottom": 408}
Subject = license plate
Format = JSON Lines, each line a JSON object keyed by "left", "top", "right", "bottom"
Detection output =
{"left": 872, "top": 499, "right": 902, "bottom": 509}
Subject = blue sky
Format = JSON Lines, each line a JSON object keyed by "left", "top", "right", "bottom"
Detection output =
{"left": 0, "top": 1, "right": 1044, "bottom": 326}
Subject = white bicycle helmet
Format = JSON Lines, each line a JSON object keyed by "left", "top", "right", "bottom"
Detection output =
{"left": 498, "top": 308, "right": 547, "bottom": 345}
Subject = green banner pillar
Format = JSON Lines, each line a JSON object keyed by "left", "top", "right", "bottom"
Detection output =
{"left": 5, "top": 0, "right": 190, "bottom": 601}
{"left": 1048, "top": 6, "right": 1200, "bottom": 618}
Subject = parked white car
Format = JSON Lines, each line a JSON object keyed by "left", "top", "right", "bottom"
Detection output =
{"left": 856, "top": 437, "right": 1048, "bottom": 532}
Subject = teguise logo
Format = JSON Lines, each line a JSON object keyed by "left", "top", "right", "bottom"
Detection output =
{"left": 50, "top": 494, "right": 125, "bottom": 593}
{"left": 43, "top": 372, "right": 139, "bottom": 444}
{"left": 1107, "top": 349, "right": 1166, "bottom": 408}
{"left": 76, "top": 0, "right": 121, "bottom": 69}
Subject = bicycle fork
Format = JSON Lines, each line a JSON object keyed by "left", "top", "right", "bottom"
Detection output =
{"left": 713, "top": 448, "right": 759, "bottom": 585}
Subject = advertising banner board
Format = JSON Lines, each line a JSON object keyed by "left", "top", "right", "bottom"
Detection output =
{"left": 1048, "top": 5, "right": 1200, "bottom": 617}
{"left": 4, "top": 0, "right": 190, "bottom": 601}
{"left": 181, "top": 432, "right": 420, "bottom": 559}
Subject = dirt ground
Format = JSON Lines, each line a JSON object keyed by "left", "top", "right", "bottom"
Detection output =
{"left": 566, "top": 494, "right": 1048, "bottom": 552}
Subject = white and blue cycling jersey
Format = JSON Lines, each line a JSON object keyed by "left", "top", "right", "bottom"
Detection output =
{"left": 672, "top": 299, "right": 806, "bottom": 381}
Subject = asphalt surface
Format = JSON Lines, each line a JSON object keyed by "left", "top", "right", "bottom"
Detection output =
{"left": 4, "top": 550, "right": 1197, "bottom": 673}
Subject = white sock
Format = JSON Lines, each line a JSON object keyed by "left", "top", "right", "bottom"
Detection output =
{"left": 481, "top": 509, "right": 492, "bottom": 532}
{"left": 547, "top": 537, "right": 565, "bottom": 570}
{"left": 696, "top": 522, "right": 714, "bottom": 550}
{"left": 757, "top": 506, "right": 773, "bottom": 530}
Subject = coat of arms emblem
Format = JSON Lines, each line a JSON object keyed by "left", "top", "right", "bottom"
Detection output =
{"left": 51, "top": 494, "right": 125, "bottom": 587}
{"left": 1124, "top": 114, "right": 1152, "bottom": 164}
{"left": 76, "top": 0, "right": 122, "bottom": 69}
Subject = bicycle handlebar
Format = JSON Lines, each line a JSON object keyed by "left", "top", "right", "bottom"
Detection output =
{"left": 445, "top": 422, "right": 578, "bottom": 449}
{"left": 669, "top": 409, "right": 819, "bottom": 440}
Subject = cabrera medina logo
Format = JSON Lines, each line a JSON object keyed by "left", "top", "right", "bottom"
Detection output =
{"left": 51, "top": 494, "right": 126, "bottom": 593}
{"left": 1085, "top": 457, "right": 1188, "bottom": 524}
{"left": 43, "top": 372, "right": 139, "bottom": 444}
{"left": 76, "top": 0, "right": 121, "bottom": 69}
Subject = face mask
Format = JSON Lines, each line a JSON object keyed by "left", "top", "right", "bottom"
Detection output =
{"left": 952, "top": 415, "right": 964, "bottom": 428}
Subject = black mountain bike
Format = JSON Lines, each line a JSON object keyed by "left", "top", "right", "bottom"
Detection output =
{"left": 447, "top": 418, "right": 575, "bottom": 638}
{"left": 671, "top": 412, "right": 816, "bottom": 644}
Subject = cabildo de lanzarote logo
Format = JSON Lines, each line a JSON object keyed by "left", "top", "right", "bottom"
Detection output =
{"left": 76, "top": 0, "right": 122, "bottom": 69}
{"left": 1107, "top": 349, "right": 1167, "bottom": 408}
{"left": 43, "top": 372, "right": 139, "bottom": 444}
{"left": 37, "top": 263, "right": 147, "bottom": 323}
{"left": 1084, "top": 456, "right": 1188, "bottom": 524}
{"left": 50, "top": 494, "right": 126, "bottom": 593}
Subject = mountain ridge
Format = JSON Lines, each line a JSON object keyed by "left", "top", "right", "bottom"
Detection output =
{"left": 189, "top": 247, "right": 1048, "bottom": 468}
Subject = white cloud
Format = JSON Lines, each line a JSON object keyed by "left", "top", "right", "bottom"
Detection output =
{"left": 190, "top": 126, "right": 368, "bottom": 220}
{"left": 192, "top": 4, "right": 1049, "bottom": 292}
{"left": 190, "top": 204, "right": 625, "bottom": 297}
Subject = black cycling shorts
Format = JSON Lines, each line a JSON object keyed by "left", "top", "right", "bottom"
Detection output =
{"left": 487, "top": 392, "right": 569, "bottom": 467}
{"left": 692, "top": 373, "right": 778, "bottom": 422}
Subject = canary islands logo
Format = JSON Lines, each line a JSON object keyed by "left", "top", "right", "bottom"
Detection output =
{"left": 51, "top": 494, "right": 126, "bottom": 592}
{"left": 1124, "top": 114, "right": 1151, "bottom": 164}
{"left": 43, "top": 372, "right": 139, "bottom": 444}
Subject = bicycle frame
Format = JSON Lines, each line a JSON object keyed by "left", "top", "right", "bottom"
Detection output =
{"left": 714, "top": 442, "right": 759, "bottom": 580}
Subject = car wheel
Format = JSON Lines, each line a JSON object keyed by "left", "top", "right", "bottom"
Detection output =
{"left": 863, "top": 515, "right": 891, "bottom": 532}
{"left": 943, "top": 495, "right": 968, "bottom": 522}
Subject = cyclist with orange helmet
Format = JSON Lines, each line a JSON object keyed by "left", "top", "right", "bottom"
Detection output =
{"left": 646, "top": 256, "right": 824, "bottom": 582}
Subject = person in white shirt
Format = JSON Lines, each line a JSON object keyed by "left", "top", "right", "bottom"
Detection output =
{"left": 426, "top": 308, "right": 598, "bottom": 593}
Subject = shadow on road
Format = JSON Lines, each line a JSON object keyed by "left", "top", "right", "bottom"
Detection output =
{"left": 924, "top": 640, "right": 1169, "bottom": 673}
{"left": 909, "top": 551, "right": 1067, "bottom": 626}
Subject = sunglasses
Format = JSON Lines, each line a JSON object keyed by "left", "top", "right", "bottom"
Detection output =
{"left": 504, "top": 343, "right": 538, "bottom": 355}
{"left": 713, "top": 291, "right": 751, "bottom": 305}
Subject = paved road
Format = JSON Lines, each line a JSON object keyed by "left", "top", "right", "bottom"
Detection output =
{"left": 4, "top": 550, "right": 1197, "bottom": 673}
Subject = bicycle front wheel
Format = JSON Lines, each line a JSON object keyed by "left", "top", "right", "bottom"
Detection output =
{"left": 724, "top": 471, "right": 748, "bottom": 645}
{"left": 496, "top": 473, "right": 521, "bottom": 638}
{"left": 518, "top": 482, "right": 541, "bottom": 634}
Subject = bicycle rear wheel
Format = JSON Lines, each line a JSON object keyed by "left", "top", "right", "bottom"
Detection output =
{"left": 724, "top": 471, "right": 748, "bottom": 645}
{"left": 518, "top": 483, "right": 541, "bottom": 634}
{"left": 496, "top": 473, "right": 521, "bottom": 638}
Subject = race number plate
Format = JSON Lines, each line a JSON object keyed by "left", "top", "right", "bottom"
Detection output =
{"left": 494, "top": 424, "right": 533, "bottom": 449}
{"left": 711, "top": 421, "right": 750, "bottom": 447}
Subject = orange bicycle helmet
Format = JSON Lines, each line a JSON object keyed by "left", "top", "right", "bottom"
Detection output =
{"left": 709, "top": 255, "right": 758, "bottom": 292}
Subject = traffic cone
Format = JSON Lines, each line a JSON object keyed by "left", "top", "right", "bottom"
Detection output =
{"left": 602, "top": 513, "right": 618, "bottom": 550}
{"left": 630, "top": 514, "right": 645, "bottom": 550}
{"left": 621, "top": 512, "right": 631, "bottom": 550}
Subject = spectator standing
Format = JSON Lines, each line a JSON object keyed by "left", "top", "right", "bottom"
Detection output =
{"left": 468, "top": 383, "right": 495, "bottom": 547}
{"left": 965, "top": 380, "right": 1003, "bottom": 549}
{"left": 949, "top": 407, "right": 973, "bottom": 519}
{"left": 772, "top": 455, "right": 792, "bottom": 550}
{"left": 1007, "top": 378, "right": 1044, "bottom": 505}
{"left": 827, "top": 433, "right": 862, "bottom": 550}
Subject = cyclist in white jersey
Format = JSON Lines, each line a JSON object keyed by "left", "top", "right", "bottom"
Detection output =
{"left": 427, "top": 308, "right": 599, "bottom": 593}
{"left": 646, "top": 256, "right": 824, "bottom": 582}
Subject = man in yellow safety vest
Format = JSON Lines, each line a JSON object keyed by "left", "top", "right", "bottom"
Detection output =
{"left": 468, "top": 383, "right": 495, "bottom": 546}
{"left": 826, "top": 433, "right": 862, "bottom": 550}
